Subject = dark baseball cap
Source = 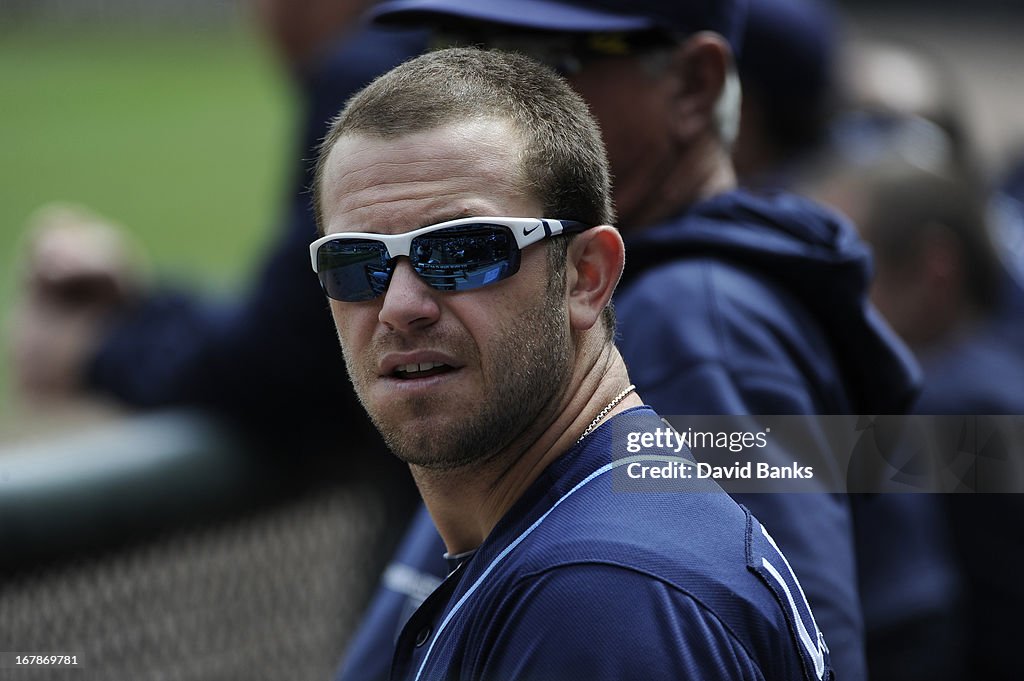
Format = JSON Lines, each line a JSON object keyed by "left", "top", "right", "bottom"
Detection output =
{"left": 371, "top": 0, "right": 748, "bottom": 53}
{"left": 740, "top": 0, "right": 838, "bottom": 98}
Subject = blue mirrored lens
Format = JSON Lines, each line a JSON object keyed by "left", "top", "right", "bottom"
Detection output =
{"left": 317, "top": 239, "right": 390, "bottom": 302}
{"left": 410, "top": 225, "right": 520, "bottom": 292}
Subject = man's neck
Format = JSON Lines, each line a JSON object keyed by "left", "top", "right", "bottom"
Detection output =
{"left": 619, "top": 138, "right": 736, "bottom": 231}
{"left": 411, "top": 346, "right": 642, "bottom": 555}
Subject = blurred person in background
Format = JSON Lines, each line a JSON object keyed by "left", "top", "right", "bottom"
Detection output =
{"left": 807, "top": 37, "right": 1024, "bottom": 673}
{"left": 332, "top": 0, "right": 930, "bottom": 679}
{"left": 816, "top": 156, "right": 1024, "bottom": 681}
{"left": 819, "top": 162, "right": 1001, "bottom": 362}
{"left": 828, "top": 38, "right": 975, "bottom": 184}
{"left": 736, "top": 11, "right": 968, "bottom": 680}
{"left": 9, "top": 0, "right": 426, "bottom": 465}
{"left": 799, "top": 34, "right": 1021, "bottom": 412}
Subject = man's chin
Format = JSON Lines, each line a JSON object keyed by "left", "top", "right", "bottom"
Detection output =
{"left": 377, "top": 421, "right": 496, "bottom": 472}
{"left": 387, "top": 440, "right": 482, "bottom": 472}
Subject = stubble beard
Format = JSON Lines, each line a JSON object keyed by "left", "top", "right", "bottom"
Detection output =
{"left": 346, "top": 287, "right": 573, "bottom": 472}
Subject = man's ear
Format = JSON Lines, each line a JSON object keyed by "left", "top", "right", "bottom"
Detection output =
{"left": 669, "top": 32, "right": 731, "bottom": 142}
{"left": 566, "top": 226, "right": 624, "bottom": 331}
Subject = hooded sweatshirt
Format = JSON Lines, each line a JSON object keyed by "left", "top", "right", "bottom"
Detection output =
{"left": 617, "top": 189, "right": 919, "bottom": 415}
{"left": 616, "top": 189, "right": 960, "bottom": 681}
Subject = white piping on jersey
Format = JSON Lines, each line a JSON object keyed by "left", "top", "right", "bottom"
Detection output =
{"left": 760, "top": 526, "right": 827, "bottom": 679}
{"left": 413, "top": 454, "right": 694, "bottom": 681}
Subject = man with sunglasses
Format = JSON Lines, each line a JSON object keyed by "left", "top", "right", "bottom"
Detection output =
{"left": 336, "top": 1, "right": 924, "bottom": 680}
{"left": 312, "top": 44, "right": 830, "bottom": 681}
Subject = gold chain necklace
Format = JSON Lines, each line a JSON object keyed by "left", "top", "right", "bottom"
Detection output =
{"left": 576, "top": 384, "right": 636, "bottom": 444}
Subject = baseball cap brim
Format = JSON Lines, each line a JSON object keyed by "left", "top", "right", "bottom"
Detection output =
{"left": 371, "top": 0, "right": 658, "bottom": 34}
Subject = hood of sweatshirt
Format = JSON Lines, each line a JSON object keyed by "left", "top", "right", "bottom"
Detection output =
{"left": 620, "top": 189, "right": 921, "bottom": 413}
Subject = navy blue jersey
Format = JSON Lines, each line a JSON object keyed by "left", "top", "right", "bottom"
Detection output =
{"left": 388, "top": 407, "right": 830, "bottom": 681}
{"left": 339, "top": 505, "right": 449, "bottom": 680}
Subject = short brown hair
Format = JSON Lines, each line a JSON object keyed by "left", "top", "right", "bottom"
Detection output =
{"left": 312, "top": 47, "right": 613, "bottom": 233}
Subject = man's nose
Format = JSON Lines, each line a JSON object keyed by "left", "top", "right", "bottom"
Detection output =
{"left": 378, "top": 259, "right": 441, "bottom": 332}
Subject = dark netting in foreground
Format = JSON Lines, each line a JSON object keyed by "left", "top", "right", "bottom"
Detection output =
{"left": 0, "top": 483, "right": 401, "bottom": 681}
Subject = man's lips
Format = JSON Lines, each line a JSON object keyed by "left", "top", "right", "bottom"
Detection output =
{"left": 393, "top": 361, "right": 452, "bottom": 379}
{"left": 379, "top": 353, "right": 462, "bottom": 379}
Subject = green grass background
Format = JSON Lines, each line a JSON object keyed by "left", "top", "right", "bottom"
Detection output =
{"left": 0, "top": 22, "right": 295, "bottom": 418}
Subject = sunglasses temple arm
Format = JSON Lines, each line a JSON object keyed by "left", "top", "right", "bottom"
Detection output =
{"left": 548, "top": 219, "right": 591, "bottom": 237}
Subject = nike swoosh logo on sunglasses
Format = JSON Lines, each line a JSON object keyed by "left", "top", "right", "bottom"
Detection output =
{"left": 522, "top": 225, "right": 540, "bottom": 236}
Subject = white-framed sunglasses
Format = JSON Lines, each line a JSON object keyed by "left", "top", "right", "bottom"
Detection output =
{"left": 309, "top": 216, "right": 590, "bottom": 302}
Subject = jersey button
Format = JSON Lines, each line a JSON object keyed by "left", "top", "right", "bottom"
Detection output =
{"left": 414, "top": 627, "right": 432, "bottom": 647}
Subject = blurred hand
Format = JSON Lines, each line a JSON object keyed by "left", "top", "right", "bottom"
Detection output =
{"left": 9, "top": 204, "right": 147, "bottom": 401}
